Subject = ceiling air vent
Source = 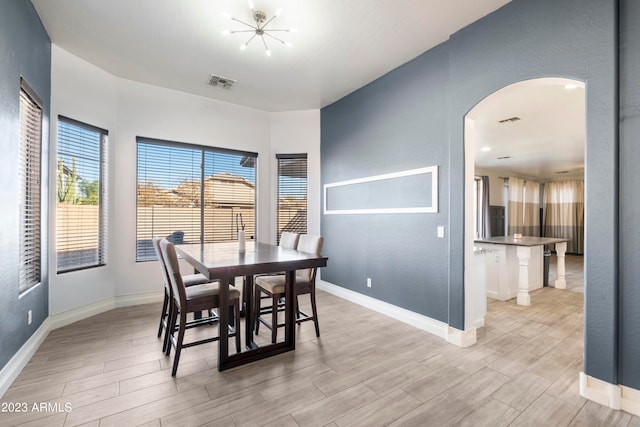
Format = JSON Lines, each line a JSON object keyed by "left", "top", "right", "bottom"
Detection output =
{"left": 498, "top": 116, "right": 521, "bottom": 124}
{"left": 207, "top": 74, "right": 237, "bottom": 89}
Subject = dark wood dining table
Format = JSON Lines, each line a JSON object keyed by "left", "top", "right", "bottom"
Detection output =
{"left": 174, "top": 241, "right": 328, "bottom": 371}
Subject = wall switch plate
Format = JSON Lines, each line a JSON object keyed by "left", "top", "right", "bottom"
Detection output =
{"left": 437, "top": 226, "right": 445, "bottom": 238}
{"left": 28, "top": 309, "right": 32, "bottom": 325}
{"left": 367, "top": 278, "right": 372, "bottom": 288}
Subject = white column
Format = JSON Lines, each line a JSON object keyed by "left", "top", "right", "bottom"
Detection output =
{"left": 554, "top": 241, "right": 567, "bottom": 289}
{"left": 516, "top": 246, "right": 531, "bottom": 306}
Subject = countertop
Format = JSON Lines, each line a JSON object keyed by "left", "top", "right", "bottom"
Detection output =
{"left": 474, "top": 236, "right": 569, "bottom": 247}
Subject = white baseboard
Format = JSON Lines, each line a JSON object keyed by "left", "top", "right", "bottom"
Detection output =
{"left": 580, "top": 372, "right": 640, "bottom": 417}
{"left": 49, "top": 291, "right": 163, "bottom": 330}
{"left": 0, "top": 291, "right": 163, "bottom": 398}
{"left": 0, "top": 318, "right": 52, "bottom": 398}
{"left": 317, "top": 280, "right": 476, "bottom": 345}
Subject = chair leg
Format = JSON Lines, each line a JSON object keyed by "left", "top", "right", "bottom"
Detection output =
{"left": 165, "top": 300, "right": 177, "bottom": 356}
{"left": 254, "top": 287, "right": 261, "bottom": 335}
{"left": 157, "top": 290, "right": 169, "bottom": 338}
{"left": 271, "top": 294, "right": 278, "bottom": 344}
{"left": 171, "top": 310, "right": 187, "bottom": 377}
{"left": 310, "top": 291, "right": 320, "bottom": 338}
{"left": 234, "top": 300, "right": 241, "bottom": 353}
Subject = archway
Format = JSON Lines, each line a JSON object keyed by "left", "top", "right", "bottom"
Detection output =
{"left": 463, "top": 77, "right": 585, "bottom": 331}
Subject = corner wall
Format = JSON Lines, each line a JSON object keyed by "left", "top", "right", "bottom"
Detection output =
{"left": 320, "top": 0, "right": 620, "bottom": 387}
{"left": 0, "top": 0, "right": 51, "bottom": 372}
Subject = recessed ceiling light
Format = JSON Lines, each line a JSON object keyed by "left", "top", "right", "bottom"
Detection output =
{"left": 564, "top": 83, "right": 578, "bottom": 90}
{"left": 480, "top": 146, "right": 491, "bottom": 152}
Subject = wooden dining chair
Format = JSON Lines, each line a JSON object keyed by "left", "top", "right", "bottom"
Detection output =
{"left": 243, "top": 231, "right": 300, "bottom": 316}
{"left": 254, "top": 234, "right": 324, "bottom": 343}
{"left": 279, "top": 231, "right": 300, "bottom": 249}
{"left": 152, "top": 237, "right": 213, "bottom": 353}
{"left": 160, "top": 239, "right": 241, "bottom": 376}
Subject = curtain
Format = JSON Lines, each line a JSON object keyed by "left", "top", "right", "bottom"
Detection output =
{"left": 480, "top": 176, "right": 491, "bottom": 238}
{"left": 543, "top": 180, "right": 584, "bottom": 254}
{"left": 507, "top": 177, "right": 540, "bottom": 237}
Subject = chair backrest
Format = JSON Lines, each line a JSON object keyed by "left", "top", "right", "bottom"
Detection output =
{"left": 160, "top": 239, "right": 186, "bottom": 309}
{"left": 296, "top": 234, "right": 324, "bottom": 283}
{"left": 279, "top": 231, "right": 300, "bottom": 249}
{"left": 152, "top": 237, "right": 171, "bottom": 293}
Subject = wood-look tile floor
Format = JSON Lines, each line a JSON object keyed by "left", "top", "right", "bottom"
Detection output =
{"left": 3, "top": 278, "right": 639, "bottom": 426}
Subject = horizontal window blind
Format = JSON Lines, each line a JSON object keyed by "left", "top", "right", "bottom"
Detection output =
{"left": 56, "top": 117, "right": 108, "bottom": 272}
{"left": 19, "top": 81, "right": 42, "bottom": 293}
{"left": 276, "top": 154, "right": 307, "bottom": 244}
{"left": 136, "top": 138, "right": 257, "bottom": 261}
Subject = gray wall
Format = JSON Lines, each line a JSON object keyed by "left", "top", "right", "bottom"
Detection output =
{"left": 619, "top": 0, "right": 640, "bottom": 390}
{"left": 321, "top": 43, "right": 450, "bottom": 322}
{"left": 321, "top": 0, "right": 629, "bottom": 387}
{"left": 0, "top": 0, "right": 50, "bottom": 371}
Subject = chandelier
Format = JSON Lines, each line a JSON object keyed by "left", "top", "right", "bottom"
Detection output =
{"left": 222, "top": 1, "right": 293, "bottom": 57}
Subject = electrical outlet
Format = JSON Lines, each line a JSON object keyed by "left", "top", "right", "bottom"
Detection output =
{"left": 28, "top": 309, "right": 32, "bottom": 325}
{"left": 367, "top": 278, "right": 372, "bottom": 288}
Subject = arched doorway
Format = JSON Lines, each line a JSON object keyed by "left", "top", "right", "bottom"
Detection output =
{"left": 463, "top": 77, "right": 585, "bottom": 331}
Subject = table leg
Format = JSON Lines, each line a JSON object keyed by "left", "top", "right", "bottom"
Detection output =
{"left": 284, "top": 270, "right": 296, "bottom": 348}
{"left": 516, "top": 246, "right": 531, "bottom": 306}
{"left": 218, "top": 274, "right": 230, "bottom": 371}
{"left": 554, "top": 242, "right": 567, "bottom": 289}
{"left": 244, "top": 275, "right": 258, "bottom": 350}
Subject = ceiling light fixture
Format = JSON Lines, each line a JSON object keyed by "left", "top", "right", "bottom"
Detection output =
{"left": 222, "top": 1, "right": 293, "bottom": 57}
{"left": 564, "top": 83, "right": 578, "bottom": 90}
{"left": 480, "top": 146, "right": 491, "bottom": 152}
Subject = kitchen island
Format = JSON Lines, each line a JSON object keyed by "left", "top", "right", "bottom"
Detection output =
{"left": 474, "top": 236, "right": 570, "bottom": 306}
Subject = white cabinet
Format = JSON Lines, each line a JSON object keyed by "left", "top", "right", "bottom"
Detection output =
{"left": 482, "top": 243, "right": 543, "bottom": 301}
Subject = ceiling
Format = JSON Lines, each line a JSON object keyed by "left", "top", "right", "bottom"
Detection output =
{"left": 32, "top": 1, "right": 582, "bottom": 181}
{"left": 469, "top": 78, "right": 585, "bottom": 182}
{"left": 31, "top": 0, "right": 510, "bottom": 112}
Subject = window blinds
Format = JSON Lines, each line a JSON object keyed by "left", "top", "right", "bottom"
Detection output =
{"left": 18, "top": 81, "right": 42, "bottom": 292}
{"left": 136, "top": 138, "right": 257, "bottom": 261}
{"left": 276, "top": 154, "right": 307, "bottom": 244}
{"left": 56, "top": 117, "right": 108, "bottom": 272}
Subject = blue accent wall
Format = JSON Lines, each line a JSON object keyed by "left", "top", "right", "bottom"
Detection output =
{"left": 619, "top": 0, "right": 640, "bottom": 390}
{"left": 321, "top": 42, "right": 451, "bottom": 322}
{"left": 321, "top": 0, "right": 630, "bottom": 388}
{"left": 0, "top": 0, "right": 50, "bottom": 371}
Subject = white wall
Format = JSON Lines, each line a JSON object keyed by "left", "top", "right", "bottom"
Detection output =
{"left": 49, "top": 46, "right": 118, "bottom": 315}
{"left": 49, "top": 45, "right": 321, "bottom": 315}
{"left": 268, "top": 111, "right": 321, "bottom": 241}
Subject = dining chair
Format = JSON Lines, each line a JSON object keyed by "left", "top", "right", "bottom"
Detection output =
{"left": 152, "top": 236, "right": 213, "bottom": 353}
{"left": 160, "top": 239, "right": 241, "bottom": 376}
{"left": 243, "top": 231, "right": 300, "bottom": 317}
{"left": 254, "top": 234, "right": 323, "bottom": 343}
{"left": 279, "top": 231, "right": 300, "bottom": 249}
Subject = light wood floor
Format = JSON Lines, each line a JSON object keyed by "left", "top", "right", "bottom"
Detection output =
{"left": 2, "top": 284, "right": 639, "bottom": 426}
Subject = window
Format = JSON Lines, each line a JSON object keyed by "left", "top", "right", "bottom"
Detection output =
{"left": 276, "top": 154, "right": 307, "bottom": 244}
{"left": 136, "top": 138, "right": 257, "bottom": 261}
{"left": 56, "top": 117, "right": 108, "bottom": 272}
{"left": 18, "top": 79, "right": 42, "bottom": 293}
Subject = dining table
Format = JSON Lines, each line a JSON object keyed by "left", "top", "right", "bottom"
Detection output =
{"left": 174, "top": 240, "right": 328, "bottom": 371}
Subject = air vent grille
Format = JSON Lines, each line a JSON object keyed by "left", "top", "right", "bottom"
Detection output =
{"left": 208, "top": 74, "right": 237, "bottom": 89}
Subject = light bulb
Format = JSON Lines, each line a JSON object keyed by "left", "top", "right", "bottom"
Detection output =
{"left": 265, "top": 49, "right": 271, "bottom": 57}
{"left": 240, "top": 44, "right": 247, "bottom": 51}
{"left": 221, "top": 30, "right": 231, "bottom": 36}
{"left": 284, "top": 42, "right": 292, "bottom": 48}
{"left": 275, "top": 8, "right": 283, "bottom": 16}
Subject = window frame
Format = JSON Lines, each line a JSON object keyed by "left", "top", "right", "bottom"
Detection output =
{"left": 135, "top": 137, "right": 258, "bottom": 262}
{"left": 276, "top": 153, "right": 308, "bottom": 244}
{"left": 18, "top": 78, "right": 43, "bottom": 294}
{"left": 56, "top": 115, "right": 108, "bottom": 273}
